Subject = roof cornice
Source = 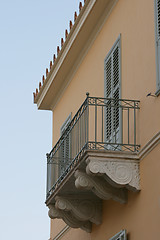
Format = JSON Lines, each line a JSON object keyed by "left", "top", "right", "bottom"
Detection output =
{"left": 34, "top": 0, "right": 118, "bottom": 110}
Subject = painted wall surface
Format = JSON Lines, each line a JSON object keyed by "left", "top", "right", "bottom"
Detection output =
{"left": 50, "top": 219, "right": 66, "bottom": 239}
{"left": 91, "top": 144, "right": 160, "bottom": 240}
{"left": 52, "top": 0, "right": 159, "bottom": 148}
{"left": 50, "top": 0, "right": 160, "bottom": 239}
{"left": 50, "top": 220, "right": 90, "bottom": 240}
{"left": 62, "top": 228, "right": 91, "bottom": 240}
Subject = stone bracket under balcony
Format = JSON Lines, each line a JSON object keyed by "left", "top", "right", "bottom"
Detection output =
{"left": 48, "top": 196, "right": 102, "bottom": 232}
{"left": 48, "top": 204, "right": 92, "bottom": 232}
{"left": 85, "top": 150, "right": 140, "bottom": 192}
{"left": 75, "top": 170, "right": 127, "bottom": 204}
{"left": 47, "top": 150, "right": 140, "bottom": 232}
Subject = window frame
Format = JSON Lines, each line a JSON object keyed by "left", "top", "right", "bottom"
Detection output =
{"left": 109, "top": 230, "right": 127, "bottom": 240}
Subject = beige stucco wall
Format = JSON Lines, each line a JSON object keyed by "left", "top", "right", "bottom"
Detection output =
{"left": 50, "top": 0, "right": 160, "bottom": 239}
{"left": 52, "top": 0, "right": 159, "bottom": 148}
{"left": 91, "top": 144, "right": 160, "bottom": 239}
{"left": 50, "top": 219, "right": 66, "bottom": 239}
{"left": 50, "top": 219, "right": 90, "bottom": 240}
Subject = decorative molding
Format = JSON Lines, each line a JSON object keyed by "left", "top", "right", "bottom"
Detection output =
{"left": 82, "top": 131, "right": 160, "bottom": 163}
{"left": 75, "top": 170, "right": 127, "bottom": 204}
{"left": 48, "top": 204, "right": 92, "bottom": 233}
{"left": 139, "top": 131, "right": 160, "bottom": 161}
{"left": 86, "top": 158, "right": 140, "bottom": 192}
{"left": 55, "top": 196, "right": 102, "bottom": 225}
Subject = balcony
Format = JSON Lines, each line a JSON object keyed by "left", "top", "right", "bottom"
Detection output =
{"left": 46, "top": 94, "right": 140, "bottom": 232}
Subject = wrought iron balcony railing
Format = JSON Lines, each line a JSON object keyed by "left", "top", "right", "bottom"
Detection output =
{"left": 46, "top": 94, "right": 140, "bottom": 199}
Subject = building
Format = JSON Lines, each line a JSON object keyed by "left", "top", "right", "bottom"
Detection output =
{"left": 33, "top": 0, "right": 160, "bottom": 239}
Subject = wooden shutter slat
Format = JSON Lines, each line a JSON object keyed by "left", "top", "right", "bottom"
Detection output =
{"left": 104, "top": 37, "right": 121, "bottom": 145}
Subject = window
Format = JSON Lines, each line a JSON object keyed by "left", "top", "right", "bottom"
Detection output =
{"left": 155, "top": 0, "right": 160, "bottom": 95}
{"left": 59, "top": 114, "right": 72, "bottom": 174}
{"left": 104, "top": 36, "right": 121, "bottom": 147}
{"left": 109, "top": 230, "right": 127, "bottom": 240}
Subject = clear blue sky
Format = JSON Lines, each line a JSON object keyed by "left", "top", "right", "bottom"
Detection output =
{"left": 0, "top": 0, "right": 80, "bottom": 239}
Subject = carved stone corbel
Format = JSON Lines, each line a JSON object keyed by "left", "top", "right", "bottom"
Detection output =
{"left": 86, "top": 158, "right": 140, "bottom": 192}
{"left": 74, "top": 170, "right": 127, "bottom": 204}
{"left": 55, "top": 196, "right": 102, "bottom": 225}
{"left": 48, "top": 204, "right": 92, "bottom": 232}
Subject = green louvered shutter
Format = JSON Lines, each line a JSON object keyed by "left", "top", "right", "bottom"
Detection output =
{"left": 60, "top": 114, "right": 71, "bottom": 174}
{"left": 104, "top": 37, "right": 121, "bottom": 147}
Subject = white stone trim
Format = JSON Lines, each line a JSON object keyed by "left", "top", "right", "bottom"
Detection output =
{"left": 86, "top": 157, "right": 140, "bottom": 192}
{"left": 48, "top": 204, "right": 92, "bottom": 233}
{"left": 75, "top": 170, "right": 127, "bottom": 204}
{"left": 83, "top": 131, "right": 160, "bottom": 162}
{"left": 139, "top": 131, "right": 160, "bottom": 160}
{"left": 55, "top": 196, "right": 102, "bottom": 225}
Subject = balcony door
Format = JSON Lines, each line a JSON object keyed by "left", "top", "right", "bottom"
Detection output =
{"left": 104, "top": 36, "right": 121, "bottom": 147}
